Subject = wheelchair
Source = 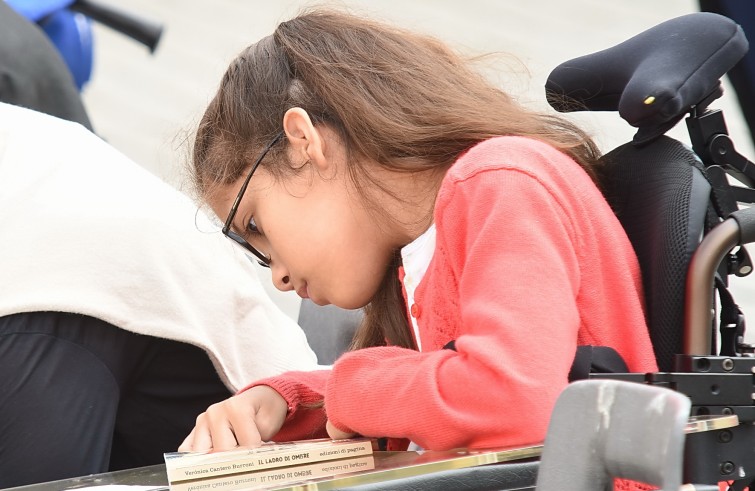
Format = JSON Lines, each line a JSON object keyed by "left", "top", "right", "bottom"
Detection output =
{"left": 334, "top": 10, "right": 755, "bottom": 491}
{"left": 537, "top": 10, "right": 755, "bottom": 490}
{"left": 544, "top": 11, "right": 755, "bottom": 490}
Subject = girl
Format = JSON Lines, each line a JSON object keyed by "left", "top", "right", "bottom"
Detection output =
{"left": 180, "top": 8, "right": 658, "bottom": 453}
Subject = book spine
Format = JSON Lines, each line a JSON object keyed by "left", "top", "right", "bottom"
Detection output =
{"left": 166, "top": 440, "right": 374, "bottom": 482}
{"left": 170, "top": 455, "right": 376, "bottom": 491}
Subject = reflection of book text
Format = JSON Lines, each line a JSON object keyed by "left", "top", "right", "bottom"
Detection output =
{"left": 169, "top": 455, "right": 376, "bottom": 491}
{"left": 164, "top": 438, "right": 374, "bottom": 483}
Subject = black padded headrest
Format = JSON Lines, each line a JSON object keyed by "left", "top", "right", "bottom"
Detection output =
{"left": 546, "top": 12, "right": 748, "bottom": 145}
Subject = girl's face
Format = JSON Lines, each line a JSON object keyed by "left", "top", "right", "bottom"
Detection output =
{"left": 209, "top": 124, "right": 399, "bottom": 310}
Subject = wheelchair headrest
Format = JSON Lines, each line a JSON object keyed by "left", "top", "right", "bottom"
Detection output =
{"left": 545, "top": 12, "right": 748, "bottom": 145}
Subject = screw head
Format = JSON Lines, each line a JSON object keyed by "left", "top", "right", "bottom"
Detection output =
{"left": 720, "top": 461, "right": 735, "bottom": 475}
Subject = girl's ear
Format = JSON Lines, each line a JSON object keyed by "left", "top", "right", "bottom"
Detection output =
{"left": 282, "top": 108, "right": 327, "bottom": 169}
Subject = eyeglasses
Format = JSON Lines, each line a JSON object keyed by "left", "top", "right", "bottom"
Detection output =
{"left": 222, "top": 132, "right": 284, "bottom": 267}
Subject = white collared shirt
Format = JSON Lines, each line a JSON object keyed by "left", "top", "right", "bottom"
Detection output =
{"left": 400, "top": 224, "right": 437, "bottom": 352}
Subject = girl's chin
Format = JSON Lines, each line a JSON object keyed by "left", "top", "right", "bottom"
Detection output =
{"left": 329, "top": 295, "right": 372, "bottom": 311}
{"left": 310, "top": 296, "right": 330, "bottom": 307}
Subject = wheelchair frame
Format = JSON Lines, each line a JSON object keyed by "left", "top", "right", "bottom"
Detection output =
{"left": 546, "top": 11, "right": 755, "bottom": 489}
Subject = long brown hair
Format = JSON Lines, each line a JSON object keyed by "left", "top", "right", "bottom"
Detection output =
{"left": 191, "top": 8, "right": 602, "bottom": 352}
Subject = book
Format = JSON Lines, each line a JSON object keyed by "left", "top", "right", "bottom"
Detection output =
{"left": 168, "top": 455, "right": 377, "bottom": 491}
{"left": 164, "top": 438, "right": 374, "bottom": 483}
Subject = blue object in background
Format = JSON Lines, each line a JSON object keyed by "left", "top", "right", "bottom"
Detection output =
{"left": 5, "top": 0, "right": 71, "bottom": 20}
{"left": 6, "top": 0, "right": 93, "bottom": 90}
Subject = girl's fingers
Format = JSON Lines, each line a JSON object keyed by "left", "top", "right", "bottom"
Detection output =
{"left": 326, "top": 420, "right": 356, "bottom": 440}
{"left": 178, "top": 387, "right": 287, "bottom": 453}
{"left": 223, "top": 397, "right": 264, "bottom": 449}
{"left": 177, "top": 427, "right": 196, "bottom": 452}
{"left": 185, "top": 414, "right": 215, "bottom": 453}
{"left": 204, "top": 405, "right": 245, "bottom": 451}
{"left": 230, "top": 414, "right": 264, "bottom": 449}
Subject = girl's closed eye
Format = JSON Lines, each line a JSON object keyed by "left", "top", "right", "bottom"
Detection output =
{"left": 246, "top": 216, "right": 263, "bottom": 236}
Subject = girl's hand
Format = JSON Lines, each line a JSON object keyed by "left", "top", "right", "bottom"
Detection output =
{"left": 179, "top": 385, "right": 288, "bottom": 452}
{"left": 326, "top": 420, "right": 356, "bottom": 440}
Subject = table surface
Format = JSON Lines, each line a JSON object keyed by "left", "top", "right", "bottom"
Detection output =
{"left": 5, "top": 445, "right": 543, "bottom": 491}
{"left": 7, "top": 415, "right": 736, "bottom": 491}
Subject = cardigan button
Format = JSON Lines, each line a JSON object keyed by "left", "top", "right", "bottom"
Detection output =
{"left": 410, "top": 303, "right": 421, "bottom": 318}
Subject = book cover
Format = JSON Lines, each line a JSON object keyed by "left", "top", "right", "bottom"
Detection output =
{"left": 168, "top": 455, "right": 376, "bottom": 491}
{"left": 164, "top": 438, "right": 374, "bottom": 483}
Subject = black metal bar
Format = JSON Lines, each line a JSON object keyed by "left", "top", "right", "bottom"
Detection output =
{"left": 69, "top": 0, "right": 163, "bottom": 53}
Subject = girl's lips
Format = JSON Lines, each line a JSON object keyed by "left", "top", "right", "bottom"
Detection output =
{"left": 296, "top": 285, "right": 309, "bottom": 299}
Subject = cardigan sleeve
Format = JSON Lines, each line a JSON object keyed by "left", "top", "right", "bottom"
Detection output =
{"left": 242, "top": 369, "right": 330, "bottom": 442}
{"left": 323, "top": 156, "right": 585, "bottom": 450}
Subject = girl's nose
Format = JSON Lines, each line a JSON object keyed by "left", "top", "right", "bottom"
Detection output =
{"left": 272, "top": 265, "right": 294, "bottom": 292}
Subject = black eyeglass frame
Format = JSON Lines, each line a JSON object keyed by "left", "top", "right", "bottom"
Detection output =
{"left": 222, "top": 131, "right": 285, "bottom": 267}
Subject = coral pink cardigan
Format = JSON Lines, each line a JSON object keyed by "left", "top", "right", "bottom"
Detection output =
{"left": 244, "top": 136, "right": 658, "bottom": 450}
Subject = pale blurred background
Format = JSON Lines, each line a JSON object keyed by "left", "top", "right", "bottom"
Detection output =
{"left": 79, "top": 0, "right": 755, "bottom": 331}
